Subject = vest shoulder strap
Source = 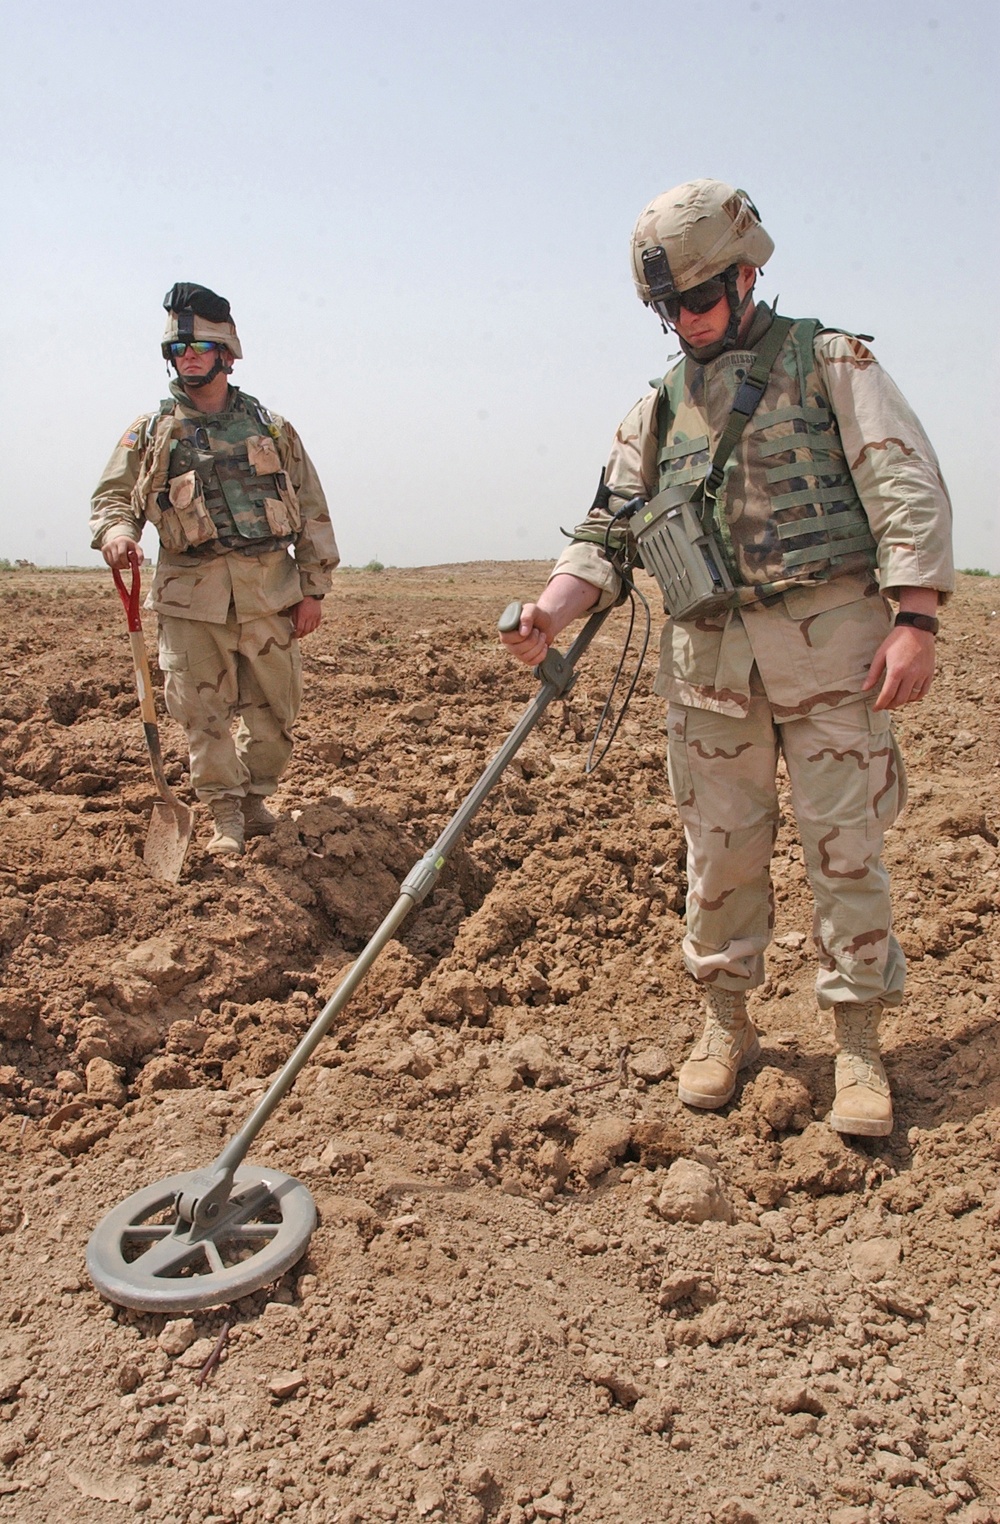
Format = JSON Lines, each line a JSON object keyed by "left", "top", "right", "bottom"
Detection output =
{"left": 705, "top": 314, "right": 795, "bottom": 494}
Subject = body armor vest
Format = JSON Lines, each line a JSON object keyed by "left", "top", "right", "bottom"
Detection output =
{"left": 133, "top": 387, "right": 301, "bottom": 557}
{"left": 655, "top": 318, "right": 876, "bottom": 605}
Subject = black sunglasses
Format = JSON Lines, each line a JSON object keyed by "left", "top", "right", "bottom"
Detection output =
{"left": 654, "top": 268, "right": 734, "bottom": 321}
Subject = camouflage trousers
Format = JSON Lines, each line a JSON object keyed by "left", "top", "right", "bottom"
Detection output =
{"left": 158, "top": 607, "right": 302, "bottom": 803}
{"left": 666, "top": 691, "right": 907, "bottom": 1010}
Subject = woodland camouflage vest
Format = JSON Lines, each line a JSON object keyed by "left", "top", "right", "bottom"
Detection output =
{"left": 133, "top": 388, "right": 301, "bottom": 556}
{"left": 656, "top": 318, "right": 877, "bottom": 603}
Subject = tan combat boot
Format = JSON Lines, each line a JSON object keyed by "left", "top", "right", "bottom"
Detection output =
{"left": 830, "top": 1001, "right": 893, "bottom": 1137}
{"left": 207, "top": 797, "right": 245, "bottom": 856}
{"left": 243, "top": 795, "right": 278, "bottom": 837}
{"left": 677, "top": 988, "right": 760, "bottom": 1109}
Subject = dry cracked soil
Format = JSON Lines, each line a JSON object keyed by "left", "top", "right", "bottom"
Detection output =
{"left": 0, "top": 563, "right": 998, "bottom": 1524}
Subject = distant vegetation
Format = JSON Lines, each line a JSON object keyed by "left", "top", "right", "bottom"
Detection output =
{"left": 362, "top": 559, "right": 385, "bottom": 573}
{"left": 959, "top": 567, "right": 996, "bottom": 577}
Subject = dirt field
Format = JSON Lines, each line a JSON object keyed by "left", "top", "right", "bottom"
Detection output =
{"left": 0, "top": 563, "right": 997, "bottom": 1524}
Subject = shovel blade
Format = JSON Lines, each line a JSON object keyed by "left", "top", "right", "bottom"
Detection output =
{"left": 143, "top": 799, "right": 195, "bottom": 883}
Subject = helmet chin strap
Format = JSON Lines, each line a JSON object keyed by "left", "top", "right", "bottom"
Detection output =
{"left": 722, "top": 267, "right": 753, "bottom": 348}
{"left": 173, "top": 352, "right": 232, "bottom": 389}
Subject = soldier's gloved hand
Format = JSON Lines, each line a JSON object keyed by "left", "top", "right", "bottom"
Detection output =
{"left": 290, "top": 596, "right": 323, "bottom": 638}
{"left": 500, "top": 602, "right": 554, "bottom": 667}
{"left": 102, "top": 536, "right": 143, "bottom": 570}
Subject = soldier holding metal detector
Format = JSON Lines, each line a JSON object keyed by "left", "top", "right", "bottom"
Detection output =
{"left": 502, "top": 179, "right": 954, "bottom": 1138}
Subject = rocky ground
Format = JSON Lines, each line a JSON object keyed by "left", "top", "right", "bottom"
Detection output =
{"left": 0, "top": 563, "right": 997, "bottom": 1524}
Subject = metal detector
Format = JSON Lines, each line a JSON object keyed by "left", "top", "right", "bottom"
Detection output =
{"left": 86, "top": 600, "right": 612, "bottom": 1312}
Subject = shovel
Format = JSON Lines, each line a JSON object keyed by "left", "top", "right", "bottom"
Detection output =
{"left": 112, "top": 548, "right": 195, "bottom": 882}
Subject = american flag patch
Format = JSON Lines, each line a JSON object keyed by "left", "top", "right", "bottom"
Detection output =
{"left": 119, "top": 428, "right": 140, "bottom": 448}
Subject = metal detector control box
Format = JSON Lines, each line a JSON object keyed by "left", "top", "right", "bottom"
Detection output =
{"left": 628, "top": 483, "right": 735, "bottom": 621}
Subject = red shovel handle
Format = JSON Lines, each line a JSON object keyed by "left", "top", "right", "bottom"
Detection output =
{"left": 111, "top": 545, "right": 143, "bottom": 632}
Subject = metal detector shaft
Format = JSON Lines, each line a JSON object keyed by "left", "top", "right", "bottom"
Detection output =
{"left": 181, "top": 602, "right": 612, "bottom": 1220}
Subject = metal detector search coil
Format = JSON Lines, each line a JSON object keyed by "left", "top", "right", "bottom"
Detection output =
{"left": 628, "top": 482, "right": 735, "bottom": 621}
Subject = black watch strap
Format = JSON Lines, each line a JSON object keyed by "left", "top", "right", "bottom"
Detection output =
{"left": 895, "top": 610, "right": 939, "bottom": 635}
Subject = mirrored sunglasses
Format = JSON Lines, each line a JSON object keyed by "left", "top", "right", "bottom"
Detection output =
{"left": 166, "top": 340, "right": 219, "bottom": 358}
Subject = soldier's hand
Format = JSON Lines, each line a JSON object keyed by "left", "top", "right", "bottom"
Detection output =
{"left": 864, "top": 626, "right": 936, "bottom": 711}
{"left": 102, "top": 536, "right": 143, "bottom": 570}
{"left": 291, "top": 596, "right": 323, "bottom": 637}
{"left": 500, "top": 602, "right": 554, "bottom": 667}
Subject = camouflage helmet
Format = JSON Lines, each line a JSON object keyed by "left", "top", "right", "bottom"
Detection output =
{"left": 160, "top": 282, "right": 242, "bottom": 359}
{"left": 630, "top": 180, "right": 774, "bottom": 303}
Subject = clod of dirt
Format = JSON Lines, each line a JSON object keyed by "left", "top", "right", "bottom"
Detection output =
{"left": 0, "top": 1356, "right": 31, "bottom": 1402}
{"left": 767, "top": 1376, "right": 826, "bottom": 1415}
{"left": 780, "top": 1121, "right": 866, "bottom": 1193}
{"left": 0, "top": 990, "right": 37, "bottom": 1040}
{"left": 138, "top": 1054, "right": 194, "bottom": 1091}
{"left": 655, "top": 1157, "right": 735, "bottom": 1223}
{"left": 158, "top": 1319, "right": 196, "bottom": 1356}
{"left": 631, "top": 1119, "right": 683, "bottom": 1169}
{"left": 849, "top": 1235, "right": 903, "bottom": 1282}
{"left": 570, "top": 1116, "right": 631, "bottom": 1179}
{"left": 581, "top": 1355, "right": 641, "bottom": 1406}
{"left": 505, "top": 1034, "right": 567, "bottom": 1088}
{"left": 628, "top": 1045, "right": 672, "bottom": 1083}
{"left": 748, "top": 1065, "right": 814, "bottom": 1131}
{"left": 84, "top": 1056, "right": 127, "bottom": 1106}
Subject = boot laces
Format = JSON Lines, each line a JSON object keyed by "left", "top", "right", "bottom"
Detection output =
{"left": 835, "top": 1004, "right": 888, "bottom": 1092}
{"left": 706, "top": 989, "right": 747, "bottom": 1029}
{"left": 696, "top": 992, "right": 750, "bottom": 1061}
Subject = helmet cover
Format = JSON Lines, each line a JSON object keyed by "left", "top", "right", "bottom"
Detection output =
{"left": 161, "top": 282, "right": 242, "bottom": 358}
{"left": 630, "top": 180, "right": 774, "bottom": 302}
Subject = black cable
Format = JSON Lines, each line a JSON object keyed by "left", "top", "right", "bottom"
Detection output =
{"left": 583, "top": 510, "right": 652, "bottom": 773}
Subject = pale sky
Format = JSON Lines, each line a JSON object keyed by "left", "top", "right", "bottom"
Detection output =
{"left": 2, "top": 0, "right": 997, "bottom": 572}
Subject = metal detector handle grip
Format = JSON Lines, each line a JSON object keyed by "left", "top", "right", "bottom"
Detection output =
{"left": 497, "top": 598, "right": 586, "bottom": 696}
{"left": 497, "top": 600, "right": 524, "bottom": 634}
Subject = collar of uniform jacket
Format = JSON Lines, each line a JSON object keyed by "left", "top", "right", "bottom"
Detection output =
{"left": 168, "top": 377, "right": 241, "bottom": 418}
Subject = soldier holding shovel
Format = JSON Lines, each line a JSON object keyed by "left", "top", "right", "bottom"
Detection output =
{"left": 91, "top": 283, "right": 339, "bottom": 856}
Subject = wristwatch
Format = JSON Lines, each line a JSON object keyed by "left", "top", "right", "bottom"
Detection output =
{"left": 895, "top": 611, "right": 939, "bottom": 635}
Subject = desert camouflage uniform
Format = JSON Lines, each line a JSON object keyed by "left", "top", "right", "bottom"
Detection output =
{"left": 90, "top": 381, "right": 339, "bottom": 802}
{"left": 552, "top": 305, "right": 954, "bottom": 1010}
